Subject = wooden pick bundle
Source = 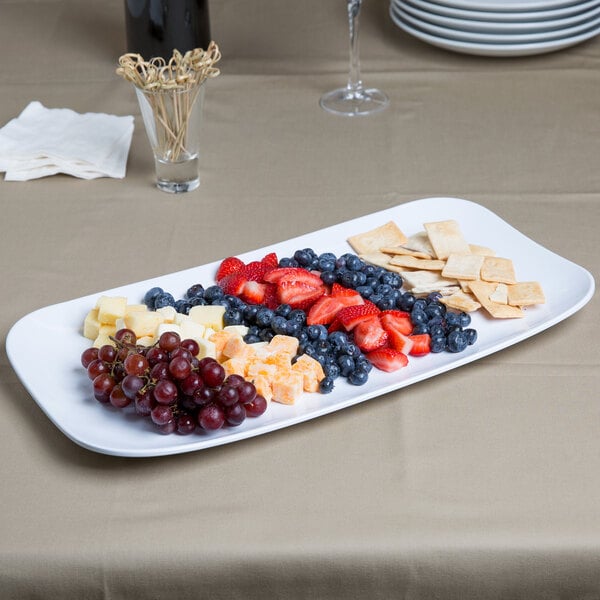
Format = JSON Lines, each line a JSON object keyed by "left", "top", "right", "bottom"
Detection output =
{"left": 116, "top": 42, "right": 221, "bottom": 160}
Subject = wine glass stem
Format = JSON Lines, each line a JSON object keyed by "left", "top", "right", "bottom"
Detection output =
{"left": 347, "top": 0, "right": 364, "bottom": 92}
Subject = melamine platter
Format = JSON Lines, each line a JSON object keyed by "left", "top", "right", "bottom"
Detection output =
{"left": 6, "top": 198, "right": 595, "bottom": 457}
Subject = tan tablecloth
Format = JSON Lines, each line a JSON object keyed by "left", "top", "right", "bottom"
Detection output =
{"left": 1, "top": 0, "right": 599, "bottom": 597}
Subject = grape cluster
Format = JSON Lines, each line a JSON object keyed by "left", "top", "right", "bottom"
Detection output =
{"left": 81, "top": 329, "right": 267, "bottom": 435}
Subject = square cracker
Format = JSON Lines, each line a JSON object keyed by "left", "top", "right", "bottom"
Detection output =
{"left": 388, "top": 255, "right": 446, "bottom": 271}
{"left": 439, "top": 290, "right": 482, "bottom": 313}
{"left": 489, "top": 283, "right": 508, "bottom": 305}
{"left": 400, "top": 270, "right": 458, "bottom": 290}
{"left": 507, "top": 281, "right": 545, "bottom": 306}
{"left": 442, "top": 253, "right": 485, "bottom": 281}
{"left": 347, "top": 221, "right": 407, "bottom": 255}
{"left": 424, "top": 220, "right": 471, "bottom": 260}
{"left": 380, "top": 245, "right": 433, "bottom": 260}
{"left": 481, "top": 256, "right": 517, "bottom": 284}
{"left": 468, "top": 280, "right": 524, "bottom": 319}
{"left": 403, "top": 231, "right": 435, "bottom": 256}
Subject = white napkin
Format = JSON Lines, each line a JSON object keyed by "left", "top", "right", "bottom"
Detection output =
{"left": 0, "top": 101, "right": 134, "bottom": 181}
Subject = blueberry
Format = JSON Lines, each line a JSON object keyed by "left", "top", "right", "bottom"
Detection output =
{"left": 328, "top": 331, "right": 349, "bottom": 350}
{"left": 225, "top": 295, "right": 246, "bottom": 310}
{"left": 211, "top": 298, "right": 231, "bottom": 309}
{"left": 279, "top": 257, "right": 297, "bottom": 267}
{"left": 275, "top": 304, "right": 292, "bottom": 318}
{"left": 425, "top": 303, "right": 445, "bottom": 320}
{"left": 369, "top": 293, "right": 383, "bottom": 306}
{"left": 413, "top": 298, "right": 427, "bottom": 312}
{"left": 143, "top": 286, "right": 163, "bottom": 309}
{"left": 429, "top": 323, "right": 445, "bottom": 338}
{"left": 324, "top": 363, "right": 340, "bottom": 379}
{"left": 375, "top": 296, "right": 395, "bottom": 311}
{"left": 296, "top": 329, "right": 309, "bottom": 345}
{"left": 338, "top": 355, "right": 355, "bottom": 377}
{"left": 355, "top": 357, "right": 373, "bottom": 373}
{"left": 189, "top": 296, "right": 207, "bottom": 306}
{"left": 348, "top": 370, "right": 369, "bottom": 386}
{"left": 341, "top": 342, "right": 361, "bottom": 359}
{"left": 294, "top": 249, "right": 313, "bottom": 267}
{"left": 375, "top": 283, "right": 393, "bottom": 296}
{"left": 346, "top": 255, "right": 364, "bottom": 272}
{"left": 339, "top": 270, "right": 357, "bottom": 288}
{"left": 204, "top": 285, "right": 224, "bottom": 303}
{"left": 458, "top": 312, "right": 471, "bottom": 328}
{"left": 361, "top": 264, "right": 377, "bottom": 277}
{"left": 427, "top": 291, "right": 442, "bottom": 303}
{"left": 174, "top": 299, "right": 191, "bottom": 315}
{"left": 255, "top": 307, "right": 274, "bottom": 328}
{"left": 335, "top": 256, "right": 347, "bottom": 269}
{"left": 318, "top": 257, "right": 336, "bottom": 272}
{"left": 412, "top": 324, "right": 430, "bottom": 335}
{"left": 321, "top": 271, "right": 337, "bottom": 285}
{"left": 259, "top": 328, "right": 275, "bottom": 342}
{"left": 464, "top": 328, "right": 478, "bottom": 345}
{"left": 398, "top": 293, "right": 415, "bottom": 311}
{"left": 288, "top": 309, "right": 306, "bottom": 325}
{"left": 271, "top": 315, "right": 289, "bottom": 335}
{"left": 285, "top": 320, "right": 302, "bottom": 337}
{"left": 411, "top": 309, "right": 428, "bottom": 326}
{"left": 355, "top": 285, "right": 373, "bottom": 299}
{"left": 319, "top": 252, "right": 337, "bottom": 263}
{"left": 243, "top": 304, "right": 260, "bottom": 323}
{"left": 319, "top": 377, "right": 335, "bottom": 394}
{"left": 154, "top": 292, "right": 175, "bottom": 309}
{"left": 224, "top": 308, "right": 243, "bottom": 326}
{"left": 430, "top": 334, "right": 447, "bottom": 353}
{"left": 380, "top": 271, "right": 402, "bottom": 288}
{"left": 445, "top": 312, "right": 461, "bottom": 328}
{"left": 244, "top": 334, "right": 261, "bottom": 344}
{"left": 186, "top": 283, "right": 205, "bottom": 299}
{"left": 366, "top": 276, "right": 379, "bottom": 289}
{"left": 307, "top": 325, "right": 326, "bottom": 341}
{"left": 447, "top": 330, "right": 469, "bottom": 353}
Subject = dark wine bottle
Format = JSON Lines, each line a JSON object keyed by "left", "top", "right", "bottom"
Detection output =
{"left": 124, "top": 0, "right": 211, "bottom": 60}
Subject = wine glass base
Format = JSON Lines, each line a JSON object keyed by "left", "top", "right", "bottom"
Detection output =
{"left": 320, "top": 86, "right": 389, "bottom": 116}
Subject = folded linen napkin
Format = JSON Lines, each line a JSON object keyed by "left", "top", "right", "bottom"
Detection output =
{"left": 0, "top": 101, "right": 134, "bottom": 181}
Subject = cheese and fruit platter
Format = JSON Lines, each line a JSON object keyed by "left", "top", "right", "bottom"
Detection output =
{"left": 6, "top": 197, "right": 594, "bottom": 456}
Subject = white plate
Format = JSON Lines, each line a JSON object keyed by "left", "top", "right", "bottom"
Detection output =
{"left": 426, "top": 0, "right": 587, "bottom": 13}
{"left": 400, "top": 0, "right": 600, "bottom": 22}
{"left": 395, "top": 0, "right": 600, "bottom": 32}
{"left": 393, "top": 4, "right": 600, "bottom": 42}
{"left": 6, "top": 198, "right": 595, "bottom": 458}
{"left": 390, "top": 4, "right": 600, "bottom": 54}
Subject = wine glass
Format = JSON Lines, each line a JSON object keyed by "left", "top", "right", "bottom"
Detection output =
{"left": 320, "top": 0, "right": 389, "bottom": 116}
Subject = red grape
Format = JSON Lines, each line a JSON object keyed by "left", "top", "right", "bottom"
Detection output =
{"left": 158, "top": 331, "right": 180, "bottom": 352}
{"left": 93, "top": 373, "right": 116, "bottom": 397}
{"left": 199, "top": 361, "right": 225, "bottom": 388}
{"left": 218, "top": 385, "right": 239, "bottom": 407}
{"left": 193, "top": 386, "right": 214, "bottom": 407}
{"left": 135, "top": 389, "right": 155, "bottom": 416}
{"left": 150, "top": 362, "right": 169, "bottom": 381}
{"left": 244, "top": 394, "right": 268, "bottom": 418}
{"left": 87, "top": 359, "right": 109, "bottom": 380}
{"left": 153, "top": 379, "right": 178, "bottom": 405}
{"left": 124, "top": 353, "right": 149, "bottom": 377}
{"left": 176, "top": 413, "right": 196, "bottom": 435}
{"left": 180, "top": 338, "right": 199, "bottom": 357}
{"left": 198, "top": 403, "right": 225, "bottom": 431}
{"left": 109, "top": 385, "right": 131, "bottom": 409}
{"left": 168, "top": 356, "right": 192, "bottom": 380}
{"left": 179, "top": 372, "right": 203, "bottom": 396}
{"left": 146, "top": 346, "right": 167, "bottom": 366}
{"left": 151, "top": 404, "right": 174, "bottom": 426}
{"left": 81, "top": 347, "right": 99, "bottom": 368}
{"left": 98, "top": 344, "right": 117, "bottom": 363}
{"left": 225, "top": 402, "right": 246, "bottom": 427}
{"left": 224, "top": 374, "right": 245, "bottom": 389}
{"left": 121, "top": 374, "right": 145, "bottom": 400}
{"left": 237, "top": 381, "right": 257, "bottom": 405}
{"left": 114, "top": 328, "right": 137, "bottom": 345}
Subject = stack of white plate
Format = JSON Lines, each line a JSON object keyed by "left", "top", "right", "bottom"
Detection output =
{"left": 389, "top": 0, "right": 600, "bottom": 56}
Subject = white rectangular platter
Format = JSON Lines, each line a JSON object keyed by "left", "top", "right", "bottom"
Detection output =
{"left": 6, "top": 197, "right": 595, "bottom": 457}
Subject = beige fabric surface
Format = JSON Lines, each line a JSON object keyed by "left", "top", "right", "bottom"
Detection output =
{"left": 1, "top": 0, "right": 599, "bottom": 598}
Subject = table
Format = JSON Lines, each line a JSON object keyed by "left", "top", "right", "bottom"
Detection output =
{"left": 1, "top": 0, "right": 599, "bottom": 597}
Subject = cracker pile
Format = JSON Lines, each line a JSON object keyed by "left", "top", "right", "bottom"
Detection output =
{"left": 347, "top": 219, "right": 545, "bottom": 319}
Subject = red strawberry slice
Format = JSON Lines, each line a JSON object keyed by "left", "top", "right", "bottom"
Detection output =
{"left": 277, "top": 281, "right": 325, "bottom": 310}
{"left": 306, "top": 296, "right": 345, "bottom": 326}
{"left": 386, "top": 330, "right": 414, "bottom": 355}
{"left": 260, "top": 252, "right": 279, "bottom": 269}
{"left": 215, "top": 256, "right": 244, "bottom": 282}
{"left": 242, "top": 260, "right": 273, "bottom": 282}
{"left": 380, "top": 310, "right": 413, "bottom": 337}
{"left": 409, "top": 333, "right": 431, "bottom": 356}
{"left": 263, "top": 284, "right": 279, "bottom": 309}
{"left": 241, "top": 281, "right": 273, "bottom": 305}
{"left": 352, "top": 316, "right": 388, "bottom": 352}
{"left": 327, "top": 317, "right": 344, "bottom": 333}
{"left": 218, "top": 272, "right": 247, "bottom": 296}
{"left": 330, "top": 283, "right": 360, "bottom": 298}
{"left": 366, "top": 348, "right": 409, "bottom": 372}
{"left": 263, "top": 267, "right": 323, "bottom": 287}
{"left": 336, "top": 302, "right": 380, "bottom": 331}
